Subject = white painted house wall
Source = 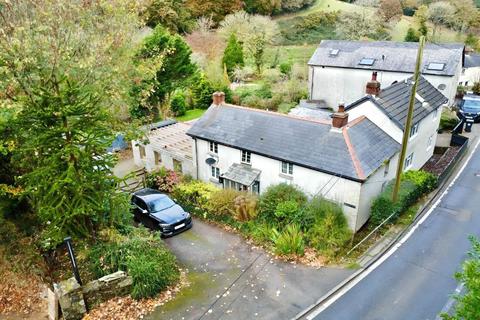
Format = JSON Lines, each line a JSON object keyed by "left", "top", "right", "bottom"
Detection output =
{"left": 459, "top": 66, "right": 480, "bottom": 87}
{"left": 132, "top": 141, "right": 196, "bottom": 177}
{"left": 193, "top": 137, "right": 397, "bottom": 231}
{"left": 309, "top": 66, "right": 459, "bottom": 109}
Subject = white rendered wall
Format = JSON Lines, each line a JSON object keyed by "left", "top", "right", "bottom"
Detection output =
{"left": 194, "top": 138, "right": 367, "bottom": 230}
{"left": 308, "top": 66, "right": 457, "bottom": 109}
{"left": 131, "top": 140, "right": 196, "bottom": 177}
{"left": 459, "top": 66, "right": 480, "bottom": 87}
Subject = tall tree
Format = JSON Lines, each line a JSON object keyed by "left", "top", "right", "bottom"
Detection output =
{"left": 219, "top": 11, "right": 279, "bottom": 73}
{"left": 185, "top": 0, "right": 242, "bottom": 23}
{"left": 0, "top": 0, "right": 139, "bottom": 247}
{"left": 222, "top": 34, "right": 245, "bottom": 78}
{"left": 378, "top": 0, "right": 403, "bottom": 22}
{"left": 141, "top": 0, "right": 194, "bottom": 33}
{"left": 131, "top": 26, "right": 197, "bottom": 120}
{"left": 427, "top": 1, "right": 455, "bottom": 41}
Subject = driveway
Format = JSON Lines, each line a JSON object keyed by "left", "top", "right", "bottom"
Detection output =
{"left": 146, "top": 219, "right": 353, "bottom": 320}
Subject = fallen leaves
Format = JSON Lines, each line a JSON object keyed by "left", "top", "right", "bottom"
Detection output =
{"left": 82, "top": 270, "right": 189, "bottom": 320}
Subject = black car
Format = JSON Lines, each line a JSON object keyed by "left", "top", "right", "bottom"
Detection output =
{"left": 131, "top": 188, "right": 192, "bottom": 236}
{"left": 458, "top": 94, "right": 480, "bottom": 123}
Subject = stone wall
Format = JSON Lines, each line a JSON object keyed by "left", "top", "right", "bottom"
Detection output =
{"left": 53, "top": 271, "right": 132, "bottom": 320}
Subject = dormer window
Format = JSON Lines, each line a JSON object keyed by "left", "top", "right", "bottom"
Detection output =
{"left": 359, "top": 58, "right": 375, "bottom": 66}
{"left": 427, "top": 63, "right": 445, "bottom": 71}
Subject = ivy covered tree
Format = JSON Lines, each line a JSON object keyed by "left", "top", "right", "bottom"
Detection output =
{"left": 0, "top": 0, "right": 139, "bottom": 248}
{"left": 130, "top": 26, "right": 197, "bottom": 120}
{"left": 405, "top": 27, "right": 420, "bottom": 42}
{"left": 222, "top": 34, "right": 245, "bottom": 78}
{"left": 141, "top": 0, "right": 194, "bottom": 33}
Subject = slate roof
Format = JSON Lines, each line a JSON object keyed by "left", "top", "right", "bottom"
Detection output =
{"left": 465, "top": 53, "right": 480, "bottom": 68}
{"left": 221, "top": 163, "right": 261, "bottom": 186}
{"left": 309, "top": 40, "right": 464, "bottom": 76}
{"left": 187, "top": 104, "right": 399, "bottom": 181}
{"left": 347, "top": 76, "right": 448, "bottom": 129}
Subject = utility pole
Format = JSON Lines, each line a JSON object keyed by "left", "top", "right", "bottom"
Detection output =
{"left": 392, "top": 36, "right": 425, "bottom": 203}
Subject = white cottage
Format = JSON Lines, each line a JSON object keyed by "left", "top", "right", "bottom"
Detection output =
{"left": 187, "top": 81, "right": 446, "bottom": 231}
{"left": 459, "top": 52, "right": 480, "bottom": 88}
{"left": 308, "top": 40, "right": 464, "bottom": 109}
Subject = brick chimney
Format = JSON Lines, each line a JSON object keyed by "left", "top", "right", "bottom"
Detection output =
{"left": 332, "top": 104, "right": 349, "bottom": 129}
{"left": 212, "top": 91, "right": 225, "bottom": 106}
{"left": 366, "top": 72, "right": 381, "bottom": 96}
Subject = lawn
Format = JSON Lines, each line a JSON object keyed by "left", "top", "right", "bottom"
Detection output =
{"left": 175, "top": 109, "right": 206, "bottom": 122}
{"left": 390, "top": 16, "right": 464, "bottom": 43}
{"left": 265, "top": 44, "right": 317, "bottom": 65}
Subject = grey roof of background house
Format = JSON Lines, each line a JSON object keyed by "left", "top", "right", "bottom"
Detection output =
{"left": 187, "top": 105, "right": 399, "bottom": 181}
{"left": 309, "top": 40, "right": 464, "bottom": 76}
{"left": 347, "top": 76, "right": 448, "bottom": 129}
{"left": 465, "top": 53, "right": 480, "bottom": 68}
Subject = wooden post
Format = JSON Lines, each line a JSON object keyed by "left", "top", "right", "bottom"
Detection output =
{"left": 392, "top": 36, "right": 426, "bottom": 203}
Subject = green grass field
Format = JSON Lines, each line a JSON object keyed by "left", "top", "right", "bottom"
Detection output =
{"left": 265, "top": 44, "right": 317, "bottom": 65}
{"left": 175, "top": 109, "right": 206, "bottom": 122}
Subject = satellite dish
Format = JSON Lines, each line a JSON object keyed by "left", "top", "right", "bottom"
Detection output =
{"left": 205, "top": 157, "right": 216, "bottom": 165}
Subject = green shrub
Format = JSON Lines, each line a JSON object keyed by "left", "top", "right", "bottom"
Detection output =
{"left": 171, "top": 180, "right": 218, "bottom": 213}
{"left": 279, "top": 62, "right": 292, "bottom": 75}
{"left": 206, "top": 189, "right": 239, "bottom": 216}
{"left": 258, "top": 183, "right": 307, "bottom": 223}
{"left": 307, "top": 207, "right": 351, "bottom": 258}
{"left": 170, "top": 91, "right": 187, "bottom": 116}
{"left": 148, "top": 167, "right": 182, "bottom": 193}
{"left": 274, "top": 200, "right": 300, "bottom": 220}
{"left": 370, "top": 170, "right": 437, "bottom": 226}
{"left": 440, "top": 112, "right": 459, "bottom": 132}
{"left": 89, "top": 228, "right": 179, "bottom": 300}
{"left": 248, "top": 222, "right": 274, "bottom": 243}
{"left": 271, "top": 224, "right": 305, "bottom": 256}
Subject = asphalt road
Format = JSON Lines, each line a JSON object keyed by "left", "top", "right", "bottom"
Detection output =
{"left": 311, "top": 142, "right": 480, "bottom": 320}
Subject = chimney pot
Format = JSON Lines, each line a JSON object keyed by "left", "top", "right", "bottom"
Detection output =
{"left": 366, "top": 71, "right": 381, "bottom": 96}
{"left": 332, "top": 104, "right": 349, "bottom": 129}
{"left": 212, "top": 91, "right": 225, "bottom": 106}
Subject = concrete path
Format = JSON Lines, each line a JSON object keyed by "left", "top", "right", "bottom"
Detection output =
{"left": 146, "top": 220, "right": 353, "bottom": 320}
{"left": 307, "top": 140, "right": 480, "bottom": 320}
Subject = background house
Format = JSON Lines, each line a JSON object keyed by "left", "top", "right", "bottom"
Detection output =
{"left": 132, "top": 120, "right": 196, "bottom": 177}
{"left": 459, "top": 52, "right": 480, "bottom": 88}
{"left": 308, "top": 40, "right": 464, "bottom": 109}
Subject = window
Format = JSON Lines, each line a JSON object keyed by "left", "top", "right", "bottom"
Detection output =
{"left": 329, "top": 49, "right": 340, "bottom": 56}
{"left": 173, "top": 159, "right": 182, "bottom": 173}
{"left": 209, "top": 141, "right": 218, "bottom": 154}
{"left": 384, "top": 160, "right": 390, "bottom": 177}
{"left": 409, "top": 123, "right": 419, "bottom": 138}
{"left": 139, "top": 145, "right": 146, "bottom": 159}
{"left": 241, "top": 150, "right": 251, "bottom": 164}
{"left": 427, "top": 62, "right": 445, "bottom": 71}
{"left": 211, "top": 166, "right": 220, "bottom": 178}
{"left": 281, "top": 161, "right": 293, "bottom": 175}
{"left": 432, "top": 108, "right": 438, "bottom": 120}
{"left": 404, "top": 153, "right": 414, "bottom": 169}
{"left": 154, "top": 151, "right": 161, "bottom": 165}
{"left": 427, "top": 134, "right": 433, "bottom": 149}
{"left": 359, "top": 58, "right": 375, "bottom": 66}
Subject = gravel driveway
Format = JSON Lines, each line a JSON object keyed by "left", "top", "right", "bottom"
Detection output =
{"left": 146, "top": 219, "right": 353, "bottom": 320}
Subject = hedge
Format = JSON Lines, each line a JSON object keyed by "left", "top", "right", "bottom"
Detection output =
{"left": 370, "top": 170, "right": 437, "bottom": 226}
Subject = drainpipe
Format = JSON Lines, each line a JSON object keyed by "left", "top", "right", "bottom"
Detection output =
{"left": 194, "top": 138, "right": 199, "bottom": 179}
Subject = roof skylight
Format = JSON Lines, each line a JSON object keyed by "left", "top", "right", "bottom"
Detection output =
{"left": 329, "top": 49, "right": 340, "bottom": 56}
{"left": 427, "top": 62, "right": 445, "bottom": 71}
{"left": 359, "top": 58, "right": 375, "bottom": 66}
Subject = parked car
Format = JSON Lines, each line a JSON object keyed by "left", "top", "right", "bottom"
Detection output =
{"left": 131, "top": 188, "right": 192, "bottom": 236}
{"left": 458, "top": 94, "right": 480, "bottom": 123}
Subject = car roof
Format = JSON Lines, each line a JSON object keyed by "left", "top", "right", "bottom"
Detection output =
{"left": 464, "top": 94, "right": 480, "bottom": 101}
{"left": 133, "top": 188, "right": 167, "bottom": 200}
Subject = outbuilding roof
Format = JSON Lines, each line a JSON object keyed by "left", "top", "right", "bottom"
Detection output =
{"left": 187, "top": 104, "right": 399, "bottom": 182}
{"left": 309, "top": 40, "right": 464, "bottom": 76}
{"left": 465, "top": 53, "right": 480, "bottom": 68}
{"left": 347, "top": 76, "right": 448, "bottom": 129}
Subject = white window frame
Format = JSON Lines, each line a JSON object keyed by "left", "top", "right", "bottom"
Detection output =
{"left": 281, "top": 161, "right": 293, "bottom": 175}
{"left": 427, "top": 134, "right": 433, "bottom": 150}
{"left": 384, "top": 160, "right": 390, "bottom": 177}
{"left": 409, "top": 123, "right": 419, "bottom": 139}
{"left": 209, "top": 141, "right": 218, "bottom": 154}
{"left": 241, "top": 150, "right": 251, "bottom": 164}
{"left": 404, "top": 153, "right": 414, "bottom": 170}
{"left": 211, "top": 166, "right": 220, "bottom": 178}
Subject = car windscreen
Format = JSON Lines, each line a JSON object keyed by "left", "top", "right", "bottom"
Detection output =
{"left": 463, "top": 99, "right": 480, "bottom": 113}
{"left": 148, "top": 196, "right": 175, "bottom": 212}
